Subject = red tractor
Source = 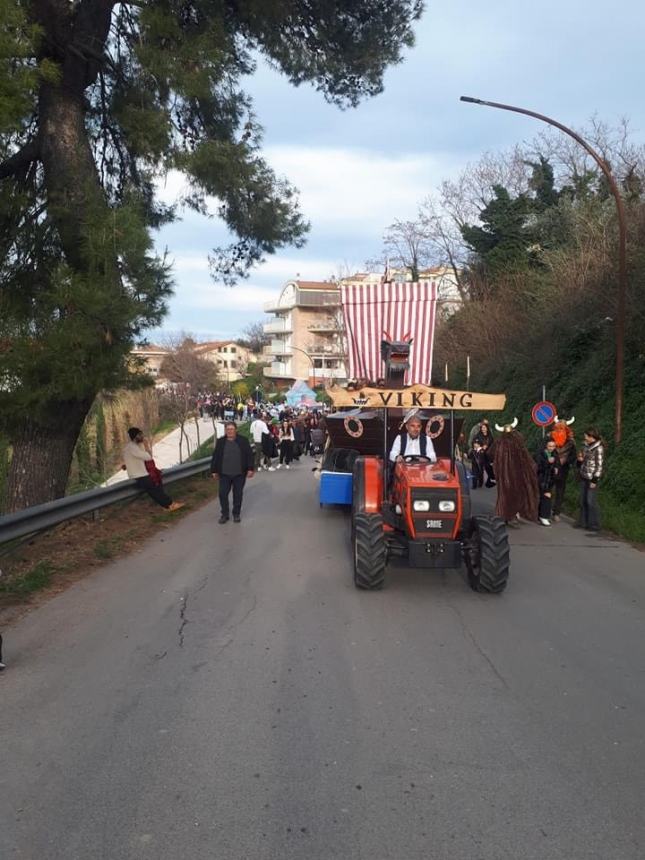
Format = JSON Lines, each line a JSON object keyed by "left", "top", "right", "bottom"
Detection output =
{"left": 321, "top": 394, "right": 510, "bottom": 593}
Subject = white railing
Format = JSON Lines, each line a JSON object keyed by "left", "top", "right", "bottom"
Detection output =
{"left": 270, "top": 340, "right": 292, "bottom": 354}
{"left": 264, "top": 362, "right": 293, "bottom": 378}
{"left": 263, "top": 319, "right": 292, "bottom": 334}
{"left": 307, "top": 319, "right": 338, "bottom": 331}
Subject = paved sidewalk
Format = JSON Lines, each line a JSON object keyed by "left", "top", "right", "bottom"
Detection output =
{"left": 105, "top": 417, "right": 223, "bottom": 486}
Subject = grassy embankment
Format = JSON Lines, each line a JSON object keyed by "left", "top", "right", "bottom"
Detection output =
{"left": 0, "top": 423, "right": 251, "bottom": 614}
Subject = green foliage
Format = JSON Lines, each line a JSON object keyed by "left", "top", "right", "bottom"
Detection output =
{"left": 0, "top": 559, "right": 54, "bottom": 596}
{"left": 1, "top": 0, "right": 421, "bottom": 507}
{"left": 231, "top": 380, "right": 250, "bottom": 399}
{"left": 461, "top": 185, "right": 536, "bottom": 276}
{"left": 0, "top": 0, "right": 38, "bottom": 132}
{"left": 437, "top": 140, "right": 645, "bottom": 543}
{"left": 95, "top": 402, "right": 107, "bottom": 477}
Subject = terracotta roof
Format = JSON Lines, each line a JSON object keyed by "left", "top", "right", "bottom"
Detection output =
{"left": 131, "top": 344, "right": 168, "bottom": 353}
{"left": 194, "top": 340, "right": 241, "bottom": 351}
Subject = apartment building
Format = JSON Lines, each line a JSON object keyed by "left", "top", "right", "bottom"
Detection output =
{"left": 262, "top": 280, "right": 346, "bottom": 387}
{"left": 262, "top": 269, "right": 463, "bottom": 388}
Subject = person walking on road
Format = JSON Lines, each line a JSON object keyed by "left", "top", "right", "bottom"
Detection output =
{"left": 211, "top": 422, "right": 254, "bottom": 523}
{"left": 250, "top": 413, "right": 269, "bottom": 472}
{"left": 277, "top": 419, "right": 295, "bottom": 469}
{"left": 123, "top": 428, "right": 184, "bottom": 512}
{"left": 575, "top": 427, "right": 605, "bottom": 533}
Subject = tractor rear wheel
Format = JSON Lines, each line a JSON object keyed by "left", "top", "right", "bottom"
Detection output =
{"left": 353, "top": 513, "right": 386, "bottom": 590}
{"left": 465, "top": 515, "right": 510, "bottom": 594}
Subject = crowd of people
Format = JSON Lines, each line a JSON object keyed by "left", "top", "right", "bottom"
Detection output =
{"left": 250, "top": 407, "right": 328, "bottom": 472}
{"left": 196, "top": 393, "right": 254, "bottom": 422}
{"left": 458, "top": 416, "right": 605, "bottom": 533}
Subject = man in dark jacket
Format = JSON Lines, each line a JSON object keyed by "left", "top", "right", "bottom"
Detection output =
{"left": 210, "top": 422, "right": 255, "bottom": 523}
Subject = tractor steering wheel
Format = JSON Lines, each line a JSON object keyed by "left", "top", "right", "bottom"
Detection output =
{"left": 401, "top": 455, "right": 431, "bottom": 464}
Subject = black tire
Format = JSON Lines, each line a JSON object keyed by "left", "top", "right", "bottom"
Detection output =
{"left": 465, "top": 515, "right": 510, "bottom": 594}
{"left": 353, "top": 513, "right": 387, "bottom": 590}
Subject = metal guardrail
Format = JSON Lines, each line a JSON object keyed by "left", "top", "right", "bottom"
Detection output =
{"left": 0, "top": 457, "right": 212, "bottom": 545}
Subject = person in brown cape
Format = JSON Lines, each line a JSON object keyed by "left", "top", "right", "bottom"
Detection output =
{"left": 489, "top": 419, "right": 539, "bottom": 524}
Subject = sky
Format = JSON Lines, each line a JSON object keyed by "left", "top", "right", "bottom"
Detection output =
{"left": 151, "top": 0, "right": 645, "bottom": 341}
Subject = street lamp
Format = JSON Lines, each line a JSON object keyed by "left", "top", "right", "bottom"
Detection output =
{"left": 289, "top": 345, "right": 316, "bottom": 390}
{"left": 460, "top": 96, "right": 627, "bottom": 444}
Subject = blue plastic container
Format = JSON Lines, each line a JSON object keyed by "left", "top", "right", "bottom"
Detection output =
{"left": 319, "top": 472, "right": 353, "bottom": 506}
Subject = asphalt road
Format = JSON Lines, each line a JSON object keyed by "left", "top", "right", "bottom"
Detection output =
{"left": 2, "top": 465, "right": 644, "bottom": 860}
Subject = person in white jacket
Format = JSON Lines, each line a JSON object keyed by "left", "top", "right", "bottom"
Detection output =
{"left": 123, "top": 428, "right": 183, "bottom": 511}
{"left": 250, "top": 414, "right": 270, "bottom": 471}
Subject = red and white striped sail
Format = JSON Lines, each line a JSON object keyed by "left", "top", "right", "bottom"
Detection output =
{"left": 340, "top": 281, "right": 438, "bottom": 385}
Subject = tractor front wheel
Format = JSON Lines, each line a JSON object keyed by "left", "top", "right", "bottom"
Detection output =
{"left": 464, "top": 515, "right": 510, "bottom": 594}
{"left": 353, "top": 513, "right": 387, "bottom": 590}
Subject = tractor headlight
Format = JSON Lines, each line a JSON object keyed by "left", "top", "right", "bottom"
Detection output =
{"left": 439, "top": 500, "right": 456, "bottom": 512}
{"left": 413, "top": 500, "right": 430, "bottom": 512}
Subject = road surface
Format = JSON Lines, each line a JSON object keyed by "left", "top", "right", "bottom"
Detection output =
{"left": 1, "top": 465, "right": 644, "bottom": 859}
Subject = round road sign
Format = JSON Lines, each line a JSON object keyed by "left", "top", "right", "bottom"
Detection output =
{"left": 531, "top": 400, "right": 557, "bottom": 427}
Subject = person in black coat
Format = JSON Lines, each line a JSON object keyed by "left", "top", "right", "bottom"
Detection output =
{"left": 210, "top": 422, "right": 254, "bottom": 523}
{"left": 534, "top": 439, "right": 560, "bottom": 526}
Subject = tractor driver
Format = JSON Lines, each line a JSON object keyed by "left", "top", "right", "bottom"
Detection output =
{"left": 389, "top": 412, "right": 437, "bottom": 464}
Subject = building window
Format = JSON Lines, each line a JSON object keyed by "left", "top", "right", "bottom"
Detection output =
{"left": 230, "top": 346, "right": 236, "bottom": 353}
{"left": 314, "top": 358, "right": 323, "bottom": 369}
{"left": 230, "top": 360, "right": 237, "bottom": 369}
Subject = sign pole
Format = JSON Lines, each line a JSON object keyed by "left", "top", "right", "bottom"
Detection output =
{"left": 541, "top": 384, "right": 546, "bottom": 438}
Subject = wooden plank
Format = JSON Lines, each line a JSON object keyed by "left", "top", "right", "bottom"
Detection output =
{"left": 326, "top": 384, "right": 506, "bottom": 411}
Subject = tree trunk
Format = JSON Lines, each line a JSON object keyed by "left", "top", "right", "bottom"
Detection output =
{"left": 5, "top": 400, "right": 93, "bottom": 513}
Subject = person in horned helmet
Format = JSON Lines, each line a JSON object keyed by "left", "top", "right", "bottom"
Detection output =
{"left": 389, "top": 409, "right": 438, "bottom": 464}
{"left": 549, "top": 415, "right": 577, "bottom": 522}
{"left": 488, "top": 418, "right": 539, "bottom": 524}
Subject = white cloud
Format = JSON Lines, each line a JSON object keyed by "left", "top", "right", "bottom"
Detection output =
{"left": 170, "top": 252, "right": 335, "bottom": 283}
{"left": 265, "top": 144, "right": 460, "bottom": 236}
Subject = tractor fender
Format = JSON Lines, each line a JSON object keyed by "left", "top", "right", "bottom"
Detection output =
{"left": 352, "top": 456, "right": 384, "bottom": 515}
{"left": 455, "top": 460, "right": 472, "bottom": 526}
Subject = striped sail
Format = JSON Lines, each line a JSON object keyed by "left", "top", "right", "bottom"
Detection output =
{"left": 340, "top": 281, "right": 438, "bottom": 385}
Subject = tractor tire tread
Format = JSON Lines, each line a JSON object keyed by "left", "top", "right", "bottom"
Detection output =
{"left": 472, "top": 515, "right": 510, "bottom": 594}
{"left": 353, "top": 513, "right": 386, "bottom": 590}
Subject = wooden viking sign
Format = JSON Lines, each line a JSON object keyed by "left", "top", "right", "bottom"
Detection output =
{"left": 326, "top": 383, "right": 506, "bottom": 412}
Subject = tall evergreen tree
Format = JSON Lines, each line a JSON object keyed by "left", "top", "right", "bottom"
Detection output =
{"left": 461, "top": 185, "right": 535, "bottom": 278}
{"left": 0, "top": 0, "right": 423, "bottom": 511}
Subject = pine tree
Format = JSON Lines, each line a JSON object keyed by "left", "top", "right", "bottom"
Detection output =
{"left": 0, "top": 0, "right": 423, "bottom": 511}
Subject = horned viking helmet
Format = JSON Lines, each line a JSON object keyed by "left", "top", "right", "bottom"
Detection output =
{"left": 553, "top": 415, "right": 575, "bottom": 425}
{"left": 494, "top": 417, "right": 519, "bottom": 433}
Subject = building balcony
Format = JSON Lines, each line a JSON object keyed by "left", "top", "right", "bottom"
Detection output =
{"left": 263, "top": 298, "right": 295, "bottom": 313}
{"left": 264, "top": 290, "right": 339, "bottom": 313}
{"left": 263, "top": 319, "right": 293, "bottom": 334}
{"left": 264, "top": 362, "right": 294, "bottom": 379}
{"left": 314, "top": 368, "right": 347, "bottom": 381}
{"left": 307, "top": 319, "right": 338, "bottom": 332}
{"left": 308, "top": 344, "right": 343, "bottom": 356}
{"left": 269, "top": 340, "right": 292, "bottom": 355}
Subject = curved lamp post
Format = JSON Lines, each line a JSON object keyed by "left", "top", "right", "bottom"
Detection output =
{"left": 289, "top": 345, "right": 317, "bottom": 390}
{"left": 460, "top": 96, "right": 627, "bottom": 444}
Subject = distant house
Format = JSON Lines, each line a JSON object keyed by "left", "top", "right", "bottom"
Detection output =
{"left": 129, "top": 344, "right": 170, "bottom": 384}
{"left": 193, "top": 341, "right": 254, "bottom": 382}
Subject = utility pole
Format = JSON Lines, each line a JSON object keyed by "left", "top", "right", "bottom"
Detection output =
{"left": 460, "top": 96, "right": 627, "bottom": 444}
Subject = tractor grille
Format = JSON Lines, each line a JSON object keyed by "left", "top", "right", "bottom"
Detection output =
{"left": 411, "top": 488, "right": 459, "bottom": 538}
